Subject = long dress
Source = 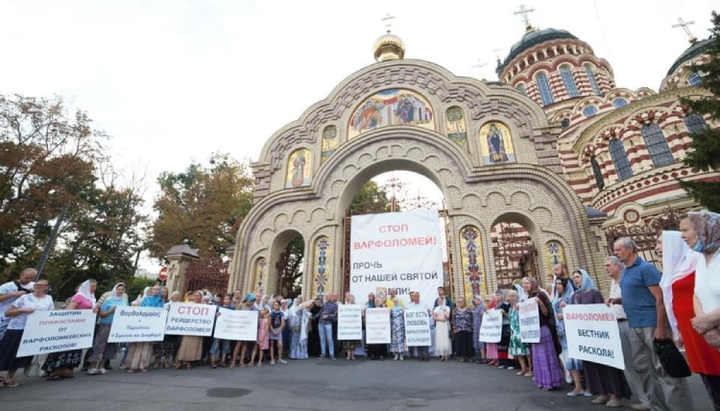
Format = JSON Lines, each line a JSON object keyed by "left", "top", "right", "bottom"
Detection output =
{"left": 307, "top": 304, "right": 321, "bottom": 357}
{"left": 573, "top": 289, "right": 632, "bottom": 398}
{"left": 390, "top": 308, "right": 406, "bottom": 354}
{"left": 434, "top": 306, "right": 451, "bottom": 356}
{"left": 531, "top": 291, "right": 564, "bottom": 390}
{"left": 126, "top": 294, "right": 164, "bottom": 369}
{"left": 289, "top": 309, "right": 309, "bottom": 359}
{"left": 509, "top": 308, "right": 530, "bottom": 357}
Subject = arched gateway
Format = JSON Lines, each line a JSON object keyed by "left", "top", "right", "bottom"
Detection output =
{"left": 229, "top": 36, "right": 609, "bottom": 299}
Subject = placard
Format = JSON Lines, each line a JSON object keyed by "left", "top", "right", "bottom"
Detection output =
{"left": 165, "top": 303, "right": 216, "bottom": 336}
{"left": 478, "top": 309, "right": 502, "bottom": 343}
{"left": 519, "top": 298, "right": 541, "bottom": 343}
{"left": 365, "top": 308, "right": 391, "bottom": 344}
{"left": 338, "top": 304, "right": 363, "bottom": 341}
{"left": 563, "top": 304, "right": 625, "bottom": 370}
{"left": 213, "top": 308, "right": 258, "bottom": 341}
{"left": 404, "top": 309, "right": 431, "bottom": 347}
{"left": 17, "top": 310, "right": 96, "bottom": 357}
{"left": 108, "top": 306, "right": 167, "bottom": 343}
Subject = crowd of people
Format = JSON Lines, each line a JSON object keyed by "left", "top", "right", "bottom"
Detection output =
{"left": 0, "top": 211, "right": 718, "bottom": 411}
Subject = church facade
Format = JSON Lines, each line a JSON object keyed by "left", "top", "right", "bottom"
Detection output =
{"left": 227, "top": 24, "right": 718, "bottom": 300}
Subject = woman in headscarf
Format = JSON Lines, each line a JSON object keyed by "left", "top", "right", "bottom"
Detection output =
{"left": 88, "top": 282, "right": 128, "bottom": 375}
{"left": 125, "top": 284, "right": 163, "bottom": 373}
{"left": 433, "top": 296, "right": 451, "bottom": 361}
{"left": 484, "top": 294, "right": 499, "bottom": 366}
{"left": 229, "top": 294, "right": 257, "bottom": 368}
{"left": 175, "top": 290, "right": 205, "bottom": 370}
{"left": 571, "top": 269, "right": 631, "bottom": 407}
{"left": 390, "top": 297, "right": 407, "bottom": 361}
{"left": 495, "top": 289, "right": 513, "bottom": 369}
{"left": 153, "top": 290, "right": 181, "bottom": 369}
{"left": 691, "top": 212, "right": 720, "bottom": 347}
{"left": 0, "top": 279, "right": 54, "bottom": 387}
{"left": 289, "top": 298, "right": 310, "bottom": 360}
{"left": 508, "top": 289, "right": 532, "bottom": 377}
{"left": 44, "top": 279, "right": 98, "bottom": 380}
{"left": 553, "top": 277, "right": 585, "bottom": 396}
{"left": 342, "top": 295, "right": 361, "bottom": 360}
{"left": 366, "top": 296, "right": 388, "bottom": 360}
{"left": 307, "top": 298, "right": 323, "bottom": 358}
{"left": 452, "top": 297, "right": 473, "bottom": 362}
{"left": 522, "top": 276, "right": 563, "bottom": 391}
{"left": 471, "top": 295, "right": 486, "bottom": 364}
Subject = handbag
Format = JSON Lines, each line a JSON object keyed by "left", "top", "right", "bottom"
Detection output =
{"left": 653, "top": 339, "right": 691, "bottom": 378}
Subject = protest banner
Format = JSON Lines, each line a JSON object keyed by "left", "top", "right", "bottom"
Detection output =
{"left": 365, "top": 307, "right": 391, "bottom": 344}
{"left": 519, "top": 298, "right": 541, "bottom": 343}
{"left": 17, "top": 310, "right": 96, "bottom": 357}
{"left": 563, "top": 304, "right": 625, "bottom": 370}
{"left": 165, "top": 303, "right": 216, "bottom": 336}
{"left": 350, "top": 210, "right": 444, "bottom": 305}
{"left": 338, "top": 304, "right": 363, "bottom": 341}
{"left": 404, "top": 309, "right": 431, "bottom": 347}
{"left": 478, "top": 309, "right": 502, "bottom": 343}
{"left": 108, "top": 306, "right": 167, "bottom": 343}
{"left": 213, "top": 308, "right": 258, "bottom": 341}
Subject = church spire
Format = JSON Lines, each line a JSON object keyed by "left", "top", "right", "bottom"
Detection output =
{"left": 373, "top": 14, "right": 405, "bottom": 62}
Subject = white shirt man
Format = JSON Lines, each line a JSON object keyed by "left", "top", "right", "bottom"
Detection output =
{"left": 0, "top": 268, "right": 37, "bottom": 338}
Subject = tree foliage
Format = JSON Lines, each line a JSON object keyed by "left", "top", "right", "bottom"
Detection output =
{"left": 348, "top": 181, "right": 392, "bottom": 215}
{"left": 277, "top": 236, "right": 304, "bottom": 298}
{"left": 150, "top": 153, "right": 253, "bottom": 260}
{"left": 680, "top": 12, "right": 720, "bottom": 212}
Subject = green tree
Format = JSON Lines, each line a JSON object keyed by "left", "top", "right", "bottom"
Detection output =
{"left": 348, "top": 181, "right": 392, "bottom": 215}
{"left": 150, "top": 153, "right": 254, "bottom": 260}
{"left": 680, "top": 12, "right": 720, "bottom": 211}
{"left": 277, "top": 236, "right": 304, "bottom": 298}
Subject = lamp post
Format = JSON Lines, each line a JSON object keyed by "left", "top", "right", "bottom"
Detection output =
{"left": 35, "top": 201, "right": 70, "bottom": 281}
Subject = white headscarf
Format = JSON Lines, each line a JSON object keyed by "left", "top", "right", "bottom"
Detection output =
{"left": 513, "top": 284, "right": 527, "bottom": 302}
{"left": 108, "top": 283, "right": 126, "bottom": 301}
{"left": 77, "top": 280, "right": 97, "bottom": 305}
{"left": 660, "top": 230, "right": 701, "bottom": 337}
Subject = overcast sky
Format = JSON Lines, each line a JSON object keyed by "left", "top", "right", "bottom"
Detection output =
{"left": 0, "top": 0, "right": 716, "bottom": 270}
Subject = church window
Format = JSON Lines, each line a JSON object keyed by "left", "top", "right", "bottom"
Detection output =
{"left": 612, "top": 98, "right": 628, "bottom": 108}
{"left": 536, "top": 73, "right": 554, "bottom": 106}
{"left": 641, "top": 124, "right": 674, "bottom": 167}
{"left": 517, "top": 83, "right": 526, "bottom": 96}
{"left": 688, "top": 72, "right": 703, "bottom": 86}
{"left": 684, "top": 113, "right": 708, "bottom": 134}
{"left": 609, "top": 139, "right": 632, "bottom": 181}
{"left": 560, "top": 66, "right": 579, "bottom": 97}
{"left": 591, "top": 156, "right": 605, "bottom": 191}
{"left": 560, "top": 118, "right": 571, "bottom": 129}
{"left": 584, "top": 64, "right": 601, "bottom": 95}
{"left": 582, "top": 106, "right": 598, "bottom": 117}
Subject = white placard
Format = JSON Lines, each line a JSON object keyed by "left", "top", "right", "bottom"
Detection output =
{"left": 478, "top": 309, "right": 503, "bottom": 343}
{"left": 165, "top": 303, "right": 216, "bottom": 336}
{"left": 17, "top": 310, "right": 96, "bottom": 357}
{"left": 519, "top": 298, "right": 541, "bottom": 343}
{"left": 365, "top": 308, "right": 391, "bottom": 344}
{"left": 350, "top": 210, "right": 444, "bottom": 306}
{"left": 564, "top": 304, "right": 625, "bottom": 370}
{"left": 404, "top": 309, "right": 431, "bottom": 347}
{"left": 108, "top": 307, "right": 167, "bottom": 343}
{"left": 338, "top": 304, "right": 363, "bottom": 341}
{"left": 213, "top": 308, "right": 258, "bottom": 341}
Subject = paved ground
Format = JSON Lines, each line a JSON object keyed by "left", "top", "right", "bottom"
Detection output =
{"left": 0, "top": 357, "right": 712, "bottom": 411}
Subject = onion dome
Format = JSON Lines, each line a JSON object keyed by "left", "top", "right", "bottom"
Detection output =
{"left": 496, "top": 28, "right": 578, "bottom": 76}
{"left": 373, "top": 31, "right": 405, "bottom": 62}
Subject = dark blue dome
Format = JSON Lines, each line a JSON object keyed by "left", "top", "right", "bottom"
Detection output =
{"left": 496, "top": 28, "right": 579, "bottom": 76}
{"left": 666, "top": 38, "right": 712, "bottom": 76}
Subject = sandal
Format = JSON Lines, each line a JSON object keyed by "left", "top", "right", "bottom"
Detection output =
{"left": 175, "top": 362, "right": 183, "bottom": 371}
{"left": 2, "top": 380, "right": 18, "bottom": 388}
{"left": 211, "top": 363, "right": 217, "bottom": 369}
{"left": 47, "top": 374, "right": 62, "bottom": 381}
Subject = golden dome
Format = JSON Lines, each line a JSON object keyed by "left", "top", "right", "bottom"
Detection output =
{"left": 373, "top": 31, "right": 405, "bottom": 62}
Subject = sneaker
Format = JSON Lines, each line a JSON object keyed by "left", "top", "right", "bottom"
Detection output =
{"left": 591, "top": 397, "right": 609, "bottom": 405}
{"left": 98, "top": 368, "right": 107, "bottom": 375}
{"left": 279, "top": 360, "right": 287, "bottom": 364}
{"left": 566, "top": 390, "right": 583, "bottom": 397}
{"left": 507, "top": 366, "right": 515, "bottom": 370}
{"left": 87, "top": 368, "right": 99, "bottom": 375}
{"left": 629, "top": 405, "right": 651, "bottom": 411}
{"left": 270, "top": 360, "right": 275, "bottom": 365}
{"left": 583, "top": 391, "right": 593, "bottom": 397}
{"left": 606, "top": 399, "right": 622, "bottom": 408}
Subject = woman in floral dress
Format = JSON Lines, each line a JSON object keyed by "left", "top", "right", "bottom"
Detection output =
{"left": 472, "top": 296, "right": 485, "bottom": 363}
{"left": 390, "top": 298, "right": 406, "bottom": 361}
{"left": 508, "top": 289, "right": 532, "bottom": 376}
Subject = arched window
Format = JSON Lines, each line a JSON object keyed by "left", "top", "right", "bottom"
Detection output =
{"left": 688, "top": 72, "right": 703, "bottom": 86}
{"left": 536, "top": 73, "right": 554, "bottom": 106}
{"left": 517, "top": 83, "right": 526, "bottom": 96}
{"left": 612, "top": 98, "right": 628, "bottom": 108}
{"left": 641, "top": 124, "right": 674, "bottom": 167}
{"left": 560, "top": 66, "right": 579, "bottom": 97}
{"left": 583, "top": 106, "right": 598, "bottom": 117}
{"left": 591, "top": 156, "right": 605, "bottom": 191}
{"left": 684, "top": 113, "right": 708, "bottom": 134}
{"left": 609, "top": 139, "right": 632, "bottom": 181}
{"left": 584, "top": 64, "right": 601, "bottom": 95}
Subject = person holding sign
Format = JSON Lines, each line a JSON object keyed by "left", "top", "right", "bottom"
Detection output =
{"left": 508, "top": 290, "right": 531, "bottom": 377}
{"left": 125, "top": 284, "right": 164, "bottom": 373}
{"left": 153, "top": 291, "right": 182, "bottom": 369}
{"left": 553, "top": 277, "right": 585, "bottom": 396}
{"left": 366, "top": 297, "right": 388, "bottom": 361}
{"left": 484, "top": 294, "right": 499, "bottom": 366}
{"left": 175, "top": 291, "right": 205, "bottom": 370}
{"left": 433, "top": 297, "right": 451, "bottom": 361}
{"left": 87, "top": 283, "right": 127, "bottom": 375}
{"left": 471, "top": 296, "right": 486, "bottom": 364}
{"left": 571, "top": 270, "right": 631, "bottom": 408}
{"left": 0, "top": 279, "right": 53, "bottom": 388}
{"left": 342, "top": 295, "right": 361, "bottom": 361}
{"left": 522, "top": 277, "right": 563, "bottom": 391}
{"left": 289, "top": 298, "right": 310, "bottom": 360}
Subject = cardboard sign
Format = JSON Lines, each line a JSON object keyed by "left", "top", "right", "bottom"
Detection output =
{"left": 165, "top": 303, "right": 216, "bottom": 336}
{"left": 519, "top": 298, "right": 541, "bottom": 343}
{"left": 108, "top": 307, "right": 167, "bottom": 343}
{"left": 478, "top": 309, "right": 502, "bottom": 343}
{"left": 338, "top": 304, "right": 363, "bottom": 341}
{"left": 213, "top": 308, "right": 258, "bottom": 341}
{"left": 17, "top": 310, "right": 96, "bottom": 357}
{"left": 365, "top": 308, "right": 391, "bottom": 344}
{"left": 564, "top": 304, "right": 625, "bottom": 370}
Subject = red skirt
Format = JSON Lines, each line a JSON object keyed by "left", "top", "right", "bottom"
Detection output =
{"left": 673, "top": 274, "right": 720, "bottom": 375}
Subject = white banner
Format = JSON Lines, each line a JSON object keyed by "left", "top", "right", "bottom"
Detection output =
{"left": 404, "top": 309, "right": 431, "bottom": 347}
{"left": 519, "top": 298, "right": 541, "bottom": 343}
{"left": 108, "top": 307, "right": 167, "bottom": 343}
{"left": 478, "top": 309, "right": 502, "bottom": 343}
{"left": 17, "top": 310, "right": 96, "bottom": 357}
{"left": 213, "top": 308, "right": 258, "bottom": 341}
{"left": 338, "top": 304, "right": 363, "bottom": 341}
{"left": 165, "top": 303, "right": 216, "bottom": 336}
{"left": 365, "top": 308, "right": 391, "bottom": 344}
{"left": 350, "top": 210, "right": 444, "bottom": 306}
{"left": 564, "top": 304, "right": 625, "bottom": 370}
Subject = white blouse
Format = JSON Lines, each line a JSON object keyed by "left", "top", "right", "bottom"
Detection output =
{"left": 694, "top": 252, "right": 720, "bottom": 312}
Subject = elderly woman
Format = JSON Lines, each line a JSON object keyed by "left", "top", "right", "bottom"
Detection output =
{"left": 88, "top": 283, "right": 128, "bottom": 375}
{"left": 433, "top": 296, "right": 451, "bottom": 361}
{"left": 0, "top": 279, "right": 53, "bottom": 387}
{"left": 508, "top": 289, "right": 532, "bottom": 376}
{"left": 495, "top": 289, "right": 513, "bottom": 369}
{"left": 175, "top": 290, "right": 205, "bottom": 370}
{"left": 523, "top": 277, "right": 563, "bottom": 391}
{"left": 153, "top": 290, "right": 181, "bottom": 369}
{"left": 367, "top": 297, "right": 388, "bottom": 361}
{"left": 44, "top": 279, "right": 98, "bottom": 380}
{"left": 471, "top": 296, "right": 486, "bottom": 364}
{"left": 343, "top": 295, "right": 361, "bottom": 360}
{"left": 289, "top": 299, "right": 310, "bottom": 360}
{"left": 453, "top": 297, "right": 473, "bottom": 362}
{"left": 126, "top": 284, "right": 163, "bottom": 373}
{"left": 484, "top": 294, "right": 499, "bottom": 366}
{"left": 390, "top": 297, "right": 407, "bottom": 361}
{"left": 554, "top": 277, "right": 585, "bottom": 396}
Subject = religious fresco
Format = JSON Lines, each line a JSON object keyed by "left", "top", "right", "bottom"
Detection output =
{"left": 285, "top": 148, "right": 312, "bottom": 188}
{"left": 348, "top": 89, "right": 435, "bottom": 139}
{"left": 459, "top": 225, "right": 486, "bottom": 301}
{"left": 545, "top": 241, "right": 566, "bottom": 272}
{"left": 252, "top": 257, "right": 266, "bottom": 293}
{"left": 312, "top": 237, "right": 331, "bottom": 299}
{"left": 478, "top": 122, "right": 516, "bottom": 165}
{"left": 321, "top": 125, "right": 338, "bottom": 163}
{"left": 445, "top": 107, "right": 468, "bottom": 149}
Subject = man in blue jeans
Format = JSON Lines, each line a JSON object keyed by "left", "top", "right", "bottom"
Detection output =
{"left": 319, "top": 294, "right": 338, "bottom": 360}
